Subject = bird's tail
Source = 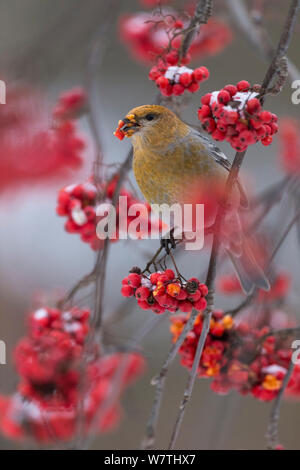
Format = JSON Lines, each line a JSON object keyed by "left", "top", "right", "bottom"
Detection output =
{"left": 222, "top": 209, "right": 270, "bottom": 294}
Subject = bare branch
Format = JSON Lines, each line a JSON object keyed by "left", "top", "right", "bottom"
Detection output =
{"left": 179, "top": 0, "right": 213, "bottom": 60}
{"left": 228, "top": 0, "right": 300, "bottom": 84}
{"left": 266, "top": 359, "right": 295, "bottom": 449}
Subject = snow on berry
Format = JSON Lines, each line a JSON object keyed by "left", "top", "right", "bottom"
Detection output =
{"left": 198, "top": 81, "right": 279, "bottom": 151}
{"left": 150, "top": 61, "right": 210, "bottom": 97}
{"left": 121, "top": 268, "right": 208, "bottom": 315}
{"left": 0, "top": 306, "right": 145, "bottom": 443}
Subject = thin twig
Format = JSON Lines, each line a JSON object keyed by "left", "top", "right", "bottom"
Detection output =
{"left": 141, "top": 309, "right": 199, "bottom": 450}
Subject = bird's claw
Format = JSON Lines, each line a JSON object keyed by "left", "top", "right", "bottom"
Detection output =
{"left": 161, "top": 228, "right": 176, "bottom": 255}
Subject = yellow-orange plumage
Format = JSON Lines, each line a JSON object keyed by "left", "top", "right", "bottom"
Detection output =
{"left": 115, "top": 104, "right": 270, "bottom": 293}
{"left": 126, "top": 105, "right": 227, "bottom": 205}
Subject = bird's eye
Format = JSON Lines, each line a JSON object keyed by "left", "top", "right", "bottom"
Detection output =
{"left": 145, "top": 113, "right": 155, "bottom": 121}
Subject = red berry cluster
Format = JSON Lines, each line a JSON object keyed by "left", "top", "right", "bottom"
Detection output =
{"left": 149, "top": 59, "right": 210, "bottom": 97}
{"left": 170, "top": 310, "right": 297, "bottom": 402}
{"left": 279, "top": 118, "right": 300, "bottom": 176}
{"left": 218, "top": 271, "right": 291, "bottom": 303}
{"left": 121, "top": 268, "right": 208, "bottom": 314}
{"left": 57, "top": 180, "right": 103, "bottom": 250}
{"left": 0, "top": 85, "right": 84, "bottom": 192}
{"left": 57, "top": 176, "right": 162, "bottom": 250}
{"left": 53, "top": 87, "right": 87, "bottom": 121}
{"left": 0, "top": 306, "right": 145, "bottom": 443}
{"left": 198, "top": 81, "right": 279, "bottom": 151}
{"left": 119, "top": 11, "right": 232, "bottom": 65}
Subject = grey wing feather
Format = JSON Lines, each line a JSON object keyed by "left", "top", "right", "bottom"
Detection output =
{"left": 189, "top": 125, "right": 231, "bottom": 171}
{"left": 189, "top": 125, "right": 248, "bottom": 207}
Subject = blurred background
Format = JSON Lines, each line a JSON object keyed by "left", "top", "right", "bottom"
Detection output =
{"left": 0, "top": 0, "right": 299, "bottom": 450}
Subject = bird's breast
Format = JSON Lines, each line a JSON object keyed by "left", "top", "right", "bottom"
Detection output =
{"left": 132, "top": 135, "right": 226, "bottom": 206}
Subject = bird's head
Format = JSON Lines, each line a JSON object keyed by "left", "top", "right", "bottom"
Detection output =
{"left": 114, "top": 105, "right": 188, "bottom": 144}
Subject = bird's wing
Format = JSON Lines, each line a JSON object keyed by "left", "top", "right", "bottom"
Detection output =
{"left": 188, "top": 125, "right": 231, "bottom": 171}
{"left": 188, "top": 125, "right": 248, "bottom": 207}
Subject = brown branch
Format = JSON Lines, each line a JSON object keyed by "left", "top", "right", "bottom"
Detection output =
{"left": 179, "top": 0, "right": 213, "bottom": 61}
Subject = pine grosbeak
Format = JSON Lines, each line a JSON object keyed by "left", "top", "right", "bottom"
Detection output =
{"left": 116, "top": 104, "right": 269, "bottom": 293}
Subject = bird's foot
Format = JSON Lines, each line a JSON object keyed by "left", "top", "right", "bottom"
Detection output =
{"left": 161, "top": 228, "right": 176, "bottom": 255}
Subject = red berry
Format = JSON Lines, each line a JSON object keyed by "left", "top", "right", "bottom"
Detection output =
{"left": 138, "top": 300, "right": 151, "bottom": 310}
{"left": 246, "top": 98, "right": 261, "bottom": 115}
{"left": 127, "top": 273, "right": 141, "bottom": 288}
{"left": 135, "top": 287, "right": 150, "bottom": 301}
{"left": 250, "top": 118, "right": 263, "bottom": 130}
{"left": 201, "top": 93, "right": 212, "bottom": 105}
{"left": 224, "top": 84, "right": 237, "bottom": 96}
{"left": 177, "top": 289, "right": 188, "bottom": 300}
{"left": 173, "top": 84, "right": 185, "bottom": 96}
{"left": 194, "top": 297, "right": 207, "bottom": 310}
{"left": 157, "top": 274, "right": 168, "bottom": 283}
{"left": 156, "top": 76, "right": 169, "bottom": 88}
{"left": 152, "top": 304, "right": 166, "bottom": 314}
{"left": 179, "top": 300, "right": 193, "bottom": 313}
{"left": 161, "top": 83, "right": 173, "bottom": 97}
{"left": 237, "top": 80, "right": 250, "bottom": 91}
{"left": 121, "top": 285, "right": 134, "bottom": 297}
{"left": 179, "top": 73, "right": 192, "bottom": 87}
{"left": 198, "top": 105, "right": 211, "bottom": 121}
{"left": 261, "top": 136, "right": 273, "bottom": 146}
{"left": 150, "top": 272, "right": 160, "bottom": 284}
{"left": 218, "top": 90, "right": 231, "bottom": 105}
{"left": 149, "top": 67, "right": 160, "bottom": 81}
{"left": 260, "top": 110, "right": 272, "bottom": 123}
{"left": 224, "top": 111, "right": 238, "bottom": 125}
{"left": 188, "top": 290, "right": 201, "bottom": 302}
{"left": 188, "top": 82, "right": 200, "bottom": 93}
{"left": 195, "top": 66, "right": 209, "bottom": 81}
{"left": 165, "top": 51, "right": 178, "bottom": 65}
{"left": 202, "top": 117, "right": 216, "bottom": 133}
{"left": 173, "top": 20, "right": 183, "bottom": 29}
{"left": 164, "top": 269, "right": 175, "bottom": 280}
{"left": 212, "top": 129, "right": 226, "bottom": 141}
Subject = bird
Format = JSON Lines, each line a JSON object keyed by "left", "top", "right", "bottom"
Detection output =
{"left": 115, "top": 104, "right": 269, "bottom": 293}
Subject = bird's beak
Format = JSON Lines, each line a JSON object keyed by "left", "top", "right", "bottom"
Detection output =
{"left": 114, "top": 114, "right": 140, "bottom": 140}
{"left": 120, "top": 114, "right": 140, "bottom": 136}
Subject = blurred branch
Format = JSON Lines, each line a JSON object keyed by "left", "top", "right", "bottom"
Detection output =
{"left": 228, "top": 0, "right": 300, "bottom": 84}
{"left": 266, "top": 359, "right": 295, "bottom": 449}
{"left": 225, "top": 208, "right": 300, "bottom": 317}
